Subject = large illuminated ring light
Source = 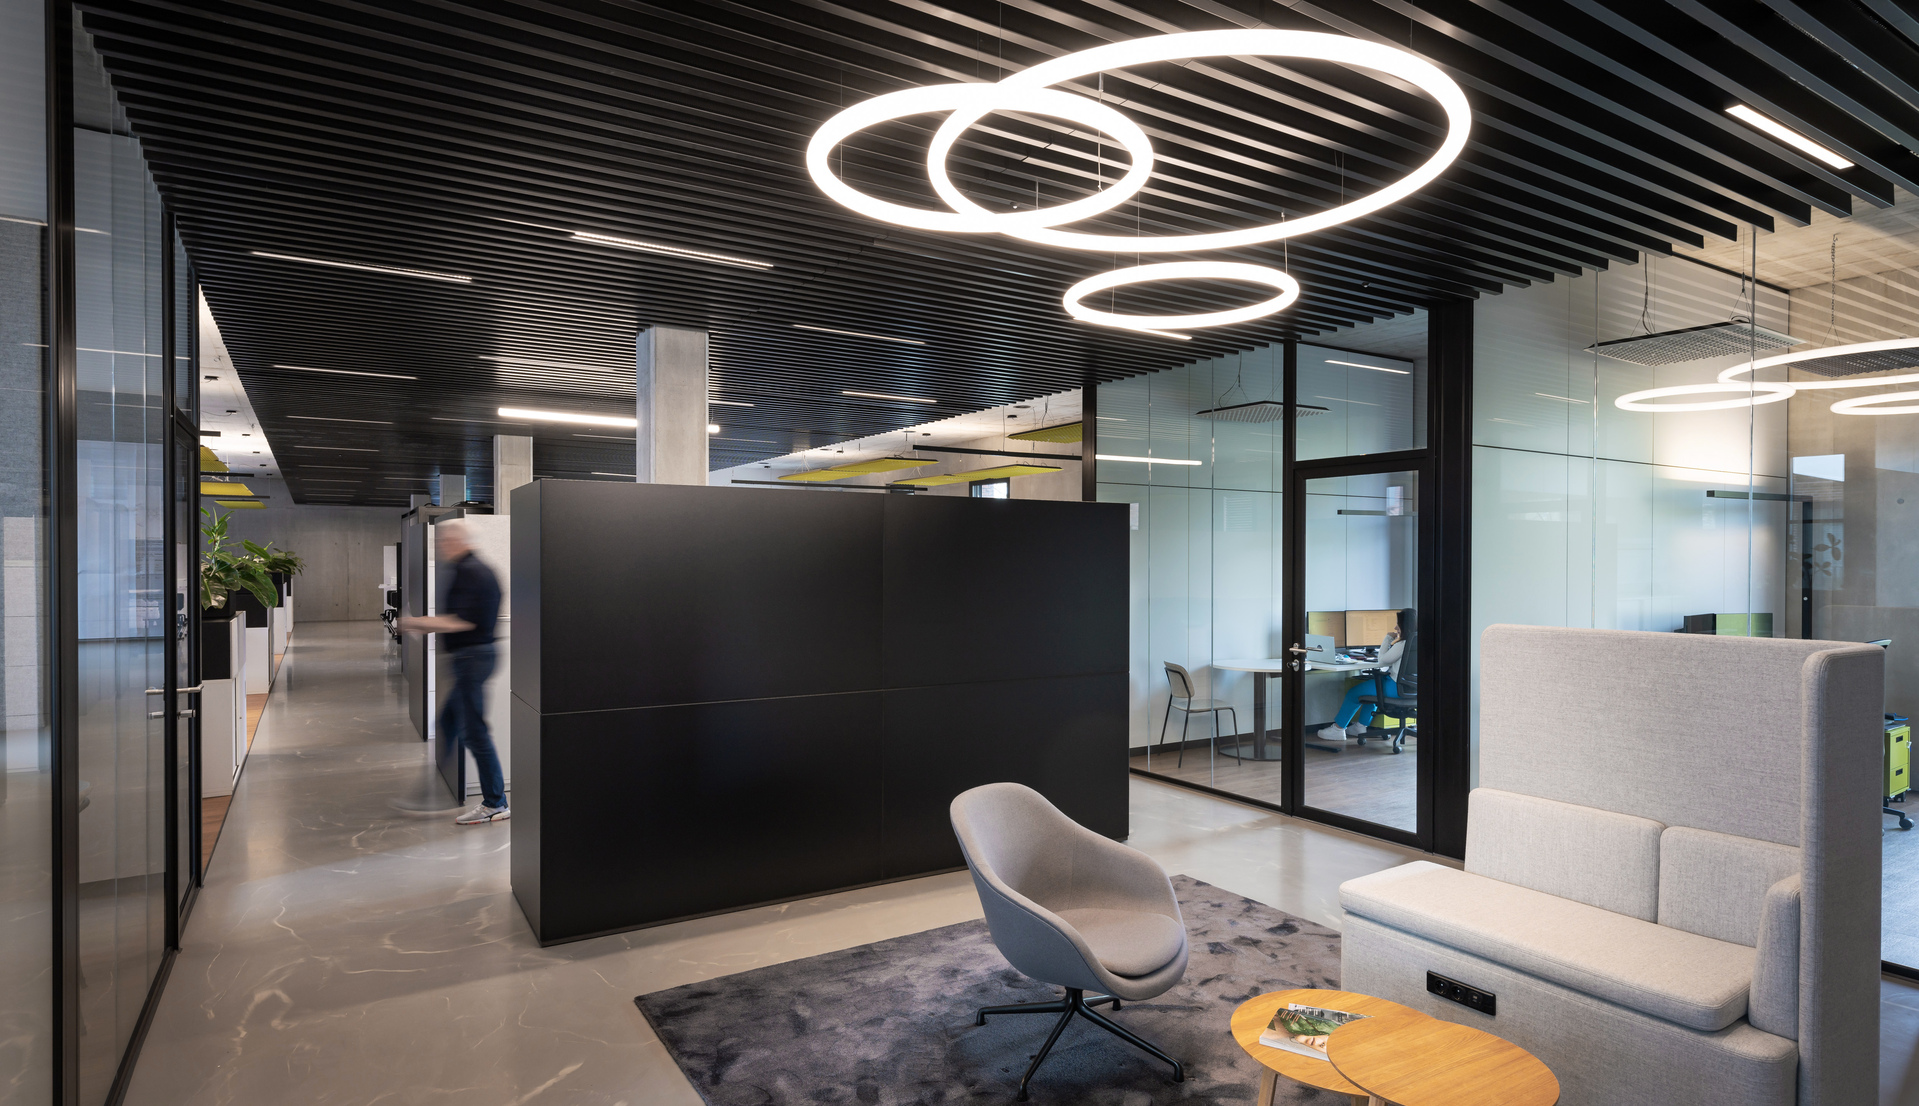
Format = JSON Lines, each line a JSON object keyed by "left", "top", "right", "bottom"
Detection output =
{"left": 1615, "top": 336, "right": 1919, "bottom": 414}
{"left": 928, "top": 30, "right": 1472, "bottom": 253}
{"left": 1612, "top": 381, "right": 1796, "bottom": 412}
{"left": 1065, "top": 262, "right": 1300, "bottom": 332}
{"left": 806, "top": 84, "right": 1156, "bottom": 235}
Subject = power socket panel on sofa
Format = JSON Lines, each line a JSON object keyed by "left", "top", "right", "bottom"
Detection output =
{"left": 1427, "top": 971, "right": 1496, "bottom": 1016}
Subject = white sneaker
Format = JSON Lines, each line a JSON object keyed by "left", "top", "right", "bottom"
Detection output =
{"left": 456, "top": 804, "right": 510, "bottom": 825}
{"left": 1315, "top": 725, "right": 1349, "bottom": 743}
{"left": 1346, "top": 721, "right": 1370, "bottom": 736}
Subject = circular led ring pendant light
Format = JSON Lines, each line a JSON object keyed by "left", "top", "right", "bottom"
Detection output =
{"left": 1830, "top": 390, "right": 1919, "bottom": 415}
{"left": 1063, "top": 262, "right": 1301, "bottom": 332}
{"left": 1611, "top": 381, "right": 1796, "bottom": 413}
{"left": 928, "top": 29, "right": 1472, "bottom": 252}
{"left": 1616, "top": 336, "right": 1919, "bottom": 413}
{"left": 806, "top": 84, "right": 1156, "bottom": 235}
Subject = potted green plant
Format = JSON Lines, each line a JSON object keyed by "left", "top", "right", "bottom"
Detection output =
{"left": 199, "top": 507, "right": 278, "bottom": 614}
{"left": 245, "top": 542, "right": 305, "bottom": 603}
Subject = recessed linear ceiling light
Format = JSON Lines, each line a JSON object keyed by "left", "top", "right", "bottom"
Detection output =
{"left": 570, "top": 231, "right": 773, "bottom": 270}
{"left": 710, "top": 399, "right": 755, "bottom": 407}
{"left": 291, "top": 445, "right": 378, "bottom": 451}
{"left": 707, "top": 424, "right": 721, "bottom": 434}
{"left": 1326, "top": 358, "right": 1410, "bottom": 375}
{"left": 274, "top": 364, "right": 418, "bottom": 380}
{"left": 1095, "top": 454, "right": 1204, "bottom": 466}
{"left": 794, "top": 324, "right": 926, "bottom": 346}
{"left": 480, "top": 354, "right": 621, "bottom": 372}
{"left": 1725, "top": 106, "right": 1854, "bottom": 170}
{"left": 497, "top": 406, "right": 638, "bottom": 428}
{"left": 843, "top": 390, "right": 937, "bottom": 404}
{"left": 591, "top": 471, "right": 638, "bottom": 478}
{"left": 249, "top": 250, "right": 472, "bottom": 284}
{"left": 573, "top": 433, "right": 635, "bottom": 441}
{"left": 289, "top": 415, "right": 393, "bottom": 425}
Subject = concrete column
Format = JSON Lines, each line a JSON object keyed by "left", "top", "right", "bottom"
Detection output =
{"left": 438, "top": 474, "right": 466, "bottom": 506}
{"left": 493, "top": 435, "right": 533, "bottom": 514}
{"left": 635, "top": 325, "right": 708, "bottom": 484}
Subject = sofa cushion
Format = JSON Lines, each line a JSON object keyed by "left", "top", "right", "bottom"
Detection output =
{"left": 1341, "top": 861, "right": 1755, "bottom": 1031}
{"left": 1055, "top": 908, "right": 1184, "bottom": 978}
{"left": 1658, "top": 826, "right": 1802, "bottom": 946}
{"left": 1466, "top": 788, "right": 1664, "bottom": 920}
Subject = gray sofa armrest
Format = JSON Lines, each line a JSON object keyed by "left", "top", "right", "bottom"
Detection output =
{"left": 1749, "top": 874, "right": 1801, "bottom": 1039}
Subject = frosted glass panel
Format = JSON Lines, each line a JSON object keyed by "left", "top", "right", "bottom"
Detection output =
{"left": 1297, "top": 344, "right": 1425, "bottom": 460}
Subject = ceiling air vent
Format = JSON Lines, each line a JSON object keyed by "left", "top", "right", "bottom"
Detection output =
{"left": 1586, "top": 320, "right": 1801, "bottom": 366}
{"left": 1194, "top": 400, "right": 1330, "bottom": 422}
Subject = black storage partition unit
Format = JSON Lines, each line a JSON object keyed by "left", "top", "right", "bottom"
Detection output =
{"left": 509, "top": 479, "right": 1130, "bottom": 944}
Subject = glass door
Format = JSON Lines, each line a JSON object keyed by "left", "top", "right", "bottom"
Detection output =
{"left": 1286, "top": 459, "right": 1430, "bottom": 847}
{"left": 166, "top": 416, "right": 198, "bottom": 916}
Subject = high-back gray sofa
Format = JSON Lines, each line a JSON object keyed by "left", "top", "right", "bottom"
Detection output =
{"left": 1339, "top": 625, "right": 1883, "bottom": 1106}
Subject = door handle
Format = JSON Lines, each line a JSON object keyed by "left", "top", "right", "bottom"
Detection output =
{"left": 1286, "top": 644, "right": 1311, "bottom": 655}
{"left": 147, "top": 686, "right": 203, "bottom": 695}
{"left": 151, "top": 709, "right": 198, "bottom": 719}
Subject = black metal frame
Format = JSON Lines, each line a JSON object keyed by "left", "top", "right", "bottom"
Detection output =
{"left": 975, "top": 988, "right": 1183, "bottom": 1102}
{"left": 1284, "top": 451, "right": 1437, "bottom": 854}
{"left": 47, "top": 5, "right": 81, "bottom": 1102}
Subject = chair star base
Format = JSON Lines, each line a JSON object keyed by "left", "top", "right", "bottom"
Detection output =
{"left": 976, "top": 987, "right": 1184, "bottom": 1101}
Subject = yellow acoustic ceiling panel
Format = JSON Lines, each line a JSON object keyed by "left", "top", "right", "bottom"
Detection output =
{"left": 778, "top": 469, "right": 858, "bottom": 482}
{"left": 892, "top": 463, "right": 1061, "bottom": 487}
{"left": 198, "top": 481, "right": 254, "bottom": 497}
{"left": 199, "top": 446, "right": 227, "bottom": 472}
{"left": 1009, "top": 421, "right": 1083, "bottom": 443}
{"left": 779, "top": 456, "right": 938, "bottom": 481}
{"left": 217, "top": 501, "right": 265, "bottom": 509}
{"left": 826, "top": 456, "right": 937, "bottom": 474}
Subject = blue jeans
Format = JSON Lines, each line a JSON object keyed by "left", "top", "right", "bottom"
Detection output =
{"left": 1335, "top": 675, "right": 1398, "bottom": 729}
{"left": 442, "top": 643, "right": 504, "bottom": 808}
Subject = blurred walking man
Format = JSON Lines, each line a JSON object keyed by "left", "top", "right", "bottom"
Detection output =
{"left": 400, "top": 520, "right": 507, "bottom": 825}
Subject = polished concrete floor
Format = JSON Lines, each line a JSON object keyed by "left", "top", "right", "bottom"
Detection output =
{"left": 122, "top": 620, "right": 1919, "bottom": 1105}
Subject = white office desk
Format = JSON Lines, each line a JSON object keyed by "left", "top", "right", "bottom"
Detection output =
{"left": 1212, "top": 658, "right": 1289, "bottom": 761}
{"left": 1213, "top": 655, "right": 1391, "bottom": 760}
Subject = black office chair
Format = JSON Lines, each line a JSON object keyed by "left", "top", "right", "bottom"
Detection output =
{"left": 1157, "top": 662, "right": 1240, "bottom": 766}
{"left": 1356, "top": 638, "right": 1416, "bottom": 754}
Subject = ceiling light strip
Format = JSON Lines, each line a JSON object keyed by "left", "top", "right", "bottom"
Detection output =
{"left": 1725, "top": 106, "right": 1854, "bottom": 170}
{"left": 288, "top": 415, "right": 393, "bottom": 424}
{"left": 1326, "top": 358, "right": 1410, "bottom": 374}
{"left": 274, "top": 364, "right": 418, "bottom": 380}
{"left": 794, "top": 324, "right": 926, "bottom": 345}
{"left": 570, "top": 231, "right": 772, "bottom": 270}
{"left": 498, "top": 406, "right": 638, "bottom": 428}
{"left": 250, "top": 251, "right": 472, "bottom": 284}
{"left": 1095, "top": 454, "right": 1203, "bottom": 466}
{"left": 842, "top": 390, "right": 937, "bottom": 404}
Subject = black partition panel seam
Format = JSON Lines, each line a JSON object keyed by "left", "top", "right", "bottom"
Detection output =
{"left": 1428, "top": 301, "right": 1474, "bottom": 860}
{"left": 513, "top": 480, "right": 1130, "bottom": 943}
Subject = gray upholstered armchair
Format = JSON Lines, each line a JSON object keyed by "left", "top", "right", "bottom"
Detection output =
{"left": 950, "top": 782, "right": 1188, "bottom": 1101}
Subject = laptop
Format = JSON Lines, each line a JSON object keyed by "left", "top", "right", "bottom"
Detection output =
{"left": 1303, "top": 634, "right": 1337, "bottom": 662}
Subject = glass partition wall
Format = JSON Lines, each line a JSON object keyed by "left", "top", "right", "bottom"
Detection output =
{"left": 1103, "top": 314, "right": 1435, "bottom": 846}
{"left": 1470, "top": 189, "right": 1919, "bottom": 972}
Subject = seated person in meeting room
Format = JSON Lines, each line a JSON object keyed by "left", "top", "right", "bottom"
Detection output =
{"left": 1316, "top": 608, "right": 1416, "bottom": 744}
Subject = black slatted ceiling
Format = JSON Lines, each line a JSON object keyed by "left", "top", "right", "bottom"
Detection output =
{"left": 75, "top": 0, "right": 1919, "bottom": 505}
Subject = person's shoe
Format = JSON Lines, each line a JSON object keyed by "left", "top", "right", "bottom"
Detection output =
{"left": 456, "top": 804, "right": 510, "bottom": 825}
{"left": 1346, "top": 721, "right": 1370, "bottom": 736}
{"left": 1315, "top": 725, "right": 1349, "bottom": 743}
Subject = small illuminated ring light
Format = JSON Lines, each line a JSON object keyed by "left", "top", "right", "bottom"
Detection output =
{"left": 1830, "top": 391, "right": 1919, "bottom": 415}
{"left": 930, "top": 30, "right": 1472, "bottom": 253}
{"left": 807, "top": 83, "right": 1156, "bottom": 235}
{"left": 1613, "top": 381, "right": 1796, "bottom": 412}
{"left": 1063, "top": 261, "right": 1300, "bottom": 332}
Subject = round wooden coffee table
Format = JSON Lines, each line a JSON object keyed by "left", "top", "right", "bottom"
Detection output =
{"left": 1328, "top": 1012, "right": 1559, "bottom": 1105}
{"left": 1229, "top": 989, "right": 1430, "bottom": 1105}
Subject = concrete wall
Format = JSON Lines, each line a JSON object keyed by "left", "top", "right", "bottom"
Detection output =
{"left": 213, "top": 477, "right": 402, "bottom": 622}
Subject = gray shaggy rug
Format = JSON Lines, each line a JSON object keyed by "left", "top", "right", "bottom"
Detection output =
{"left": 635, "top": 875, "right": 1347, "bottom": 1105}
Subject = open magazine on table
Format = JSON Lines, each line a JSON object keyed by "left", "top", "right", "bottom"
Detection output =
{"left": 1258, "top": 1002, "right": 1370, "bottom": 1061}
